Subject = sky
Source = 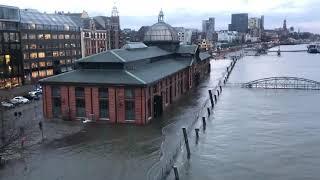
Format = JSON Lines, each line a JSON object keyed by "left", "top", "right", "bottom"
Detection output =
{"left": 2, "top": 0, "right": 320, "bottom": 33}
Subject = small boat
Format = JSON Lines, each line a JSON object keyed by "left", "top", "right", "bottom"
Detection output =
{"left": 307, "top": 43, "right": 320, "bottom": 53}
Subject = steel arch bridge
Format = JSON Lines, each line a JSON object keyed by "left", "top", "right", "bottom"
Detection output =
{"left": 242, "top": 77, "right": 320, "bottom": 90}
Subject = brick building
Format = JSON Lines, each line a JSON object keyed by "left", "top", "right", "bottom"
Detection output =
{"left": 67, "top": 6, "right": 121, "bottom": 57}
{"left": 40, "top": 10, "right": 211, "bottom": 125}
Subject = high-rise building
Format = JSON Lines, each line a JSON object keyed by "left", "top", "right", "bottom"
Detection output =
{"left": 229, "top": 13, "right": 248, "bottom": 33}
{"left": 260, "top": 15, "right": 264, "bottom": 30}
{"left": 248, "top": 17, "right": 260, "bottom": 30}
{"left": 0, "top": 5, "right": 23, "bottom": 89}
{"left": 202, "top": 18, "right": 215, "bottom": 41}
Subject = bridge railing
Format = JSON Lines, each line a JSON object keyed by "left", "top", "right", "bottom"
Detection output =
{"left": 234, "top": 77, "right": 320, "bottom": 90}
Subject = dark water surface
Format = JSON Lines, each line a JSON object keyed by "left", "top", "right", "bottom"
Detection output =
{"left": 179, "top": 45, "right": 320, "bottom": 180}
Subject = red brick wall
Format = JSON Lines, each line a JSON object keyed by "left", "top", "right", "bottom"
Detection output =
{"left": 42, "top": 85, "right": 47, "bottom": 118}
{"left": 146, "top": 87, "right": 152, "bottom": 123}
{"left": 85, "top": 87, "right": 92, "bottom": 118}
{"left": 45, "top": 85, "right": 53, "bottom": 119}
{"left": 69, "top": 87, "right": 76, "bottom": 120}
{"left": 116, "top": 88, "right": 125, "bottom": 123}
{"left": 60, "top": 86, "right": 69, "bottom": 119}
{"left": 91, "top": 87, "right": 99, "bottom": 121}
{"left": 134, "top": 88, "right": 142, "bottom": 124}
{"left": 108, "top": 87, "right": 116, "bottom": 123}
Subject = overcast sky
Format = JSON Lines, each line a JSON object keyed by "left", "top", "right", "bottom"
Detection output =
{"left": 2, "top": 0, "right": 320, "bottom": 33}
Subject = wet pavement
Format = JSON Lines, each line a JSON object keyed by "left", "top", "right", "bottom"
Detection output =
{"left": 0, "top": 59, "right": 233, "bottom": 180}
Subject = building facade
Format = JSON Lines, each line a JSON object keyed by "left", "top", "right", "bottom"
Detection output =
{"left": 175, "top": 27, "right": 192, "bottom": 45}
{"left": 229, "top": 13, "right": 248, "bottom": 33}
{"left": 67, "top": 12, "right": 110, "bottom": 58}
{"left": 19, "top": 9, "right": 82, "bottom": 84}
{"left": 1, "top": 5, "right": 122, "bottom": 88}
{"left": 248, "top": 16, "right": 264, "bottom": 37}
{"left": 0, "top": 5, "right": 23, "bottom": 89}
{"left": 202, "top": 17, "right": 215, "bottom": 41}
{"left": 40, "top": 11, "right": 211, "bottom": 125}
{"left": 217, "top": 30, "right": 239, "bottom": 43}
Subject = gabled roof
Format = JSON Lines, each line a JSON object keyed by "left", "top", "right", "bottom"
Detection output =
{"left": 78, "top": 46, "right": 172, "bottom": 63}
{"left": 39, "top": 69, "right": 145, "bottom": 85}
{"left": 199, "top": 52, "right": 211, "bottom": 61}
{"left": 113, "top": 46, "right": 172, "bottom": 62}
{"left": 40, "top": 58, "right": 192, "bottom": 86}
{"left": 77, "top": 50, "right": 124, "bottom": 63}
{"left": 93, "top": 16, "right": 111, "bottom": 29}
{"left": 176, "top": 45, "right": 198, "bottom": 54}
{"left": 128, "top": 58, "right": 192, "bottom": 84}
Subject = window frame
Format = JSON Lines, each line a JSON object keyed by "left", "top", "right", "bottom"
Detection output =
{"left": 124, "top": 88, "right": 135, "bottom": 121}
{"left": 99, "top": 88, "right": 109, "bottom": 120}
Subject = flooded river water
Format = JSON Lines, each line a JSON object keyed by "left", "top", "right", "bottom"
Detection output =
{"left": 176, "top": 44, "right": 320, "bottom": 180}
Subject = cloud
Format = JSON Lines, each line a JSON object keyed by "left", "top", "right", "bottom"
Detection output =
{"left": 1, "top": 0, "right": 319, "bottom": 33}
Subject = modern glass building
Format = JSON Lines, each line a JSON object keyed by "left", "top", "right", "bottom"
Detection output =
{"left": 0, "top": 5, "right": 23, "bottom": 89}
{"left": 20, "top": 9, "right": 81, "bottom": 83}
{"left": 229, "top": 13, "right": 248, "bottom": 33}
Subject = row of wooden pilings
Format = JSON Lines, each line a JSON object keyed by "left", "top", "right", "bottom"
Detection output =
{"left": 173, "top": 56, "right": 240, "bottom": 180}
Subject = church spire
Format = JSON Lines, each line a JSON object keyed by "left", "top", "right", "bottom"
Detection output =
{"left": 111, "top": 2, "right": 119, "bottom": 17}
{"left": 158, "top": 9, "right": 164, "bottom": 22}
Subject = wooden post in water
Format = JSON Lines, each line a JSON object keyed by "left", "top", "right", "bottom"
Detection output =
{"left": 217, "top": 89, "right": 220, "bottom": 96}
{"left": 195, "top": 128, "right": 199, "bottom": 138}
{"left": 202, "top": 117, "right": 206, "bottom": 130}
{"left": 207, "top": 107, "right": 211, "bottom": 117}
{"left": 220, "top": 86, "right": 222, "bottom": 92}
{"left": 214, "top": 95, "right": 217, "bottom": 102}
{"left": 182, "top": 127, "right": 191, "bottom": 159}
{"left": 208, "top": 90, "right": 214, "bottom": 108}
{"left": 173, "top": 166, "right": 180, "bottom": 180}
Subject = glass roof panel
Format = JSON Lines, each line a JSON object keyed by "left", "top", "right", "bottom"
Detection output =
{"left": 20, "top": 10, "right": 79, "bottom": 28}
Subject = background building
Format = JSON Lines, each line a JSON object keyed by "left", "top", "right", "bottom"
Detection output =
{"left": 229, "top": 13, "right": 248, "bottom": 33}
{"left": 0, "top": 5, "right": 23, "bottom": 89}
{"left": 20, "top": 9, "right": 82, "bottom": 84}
{"left": 217, "top": 30, "right": 238, "bottom": 43}
{"left": 248, "top": 16, "right": 264, "bottom": 38}
{"left": 67, "top": 11, "right": 110, "bottom": 57}
{"left": 121, "top": 28, "right": 139, "bottom": 43}
{"left": 202, "top": 17, "right": 215, "bottom": 41}
{"left": 0, "top": 4, "right": 122, "bottom": 88}
{"left": 175, "top": 27, "right": 193, "bottom": 45}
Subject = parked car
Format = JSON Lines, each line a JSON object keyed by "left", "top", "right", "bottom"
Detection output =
{"left": 34, "top": 87, "right": 42, "bottom": 94}
{"left": 29, "top": 91, "right": 41, "bottom": 96}
{"left": 10, "top": 96, "right": 30, "bottom": 104}
{"left": 1, "top": 101, "right": 15, "bottom": 108}
{"left": 24, "top": 94, "right": 40, "bottom": 101}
